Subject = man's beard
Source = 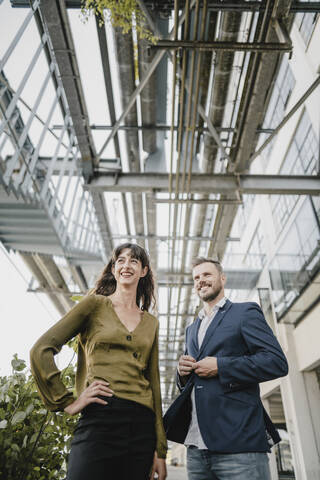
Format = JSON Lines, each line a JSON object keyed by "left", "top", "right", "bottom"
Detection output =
{"left": 199, "top": 282, "right": 223, "bottom": 303}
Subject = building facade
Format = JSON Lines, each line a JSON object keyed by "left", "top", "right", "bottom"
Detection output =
{"left": 223, "top": 11, "right": 320, "bottom": 479}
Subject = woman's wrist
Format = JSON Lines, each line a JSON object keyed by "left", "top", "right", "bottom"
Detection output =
{"left": 64, "top": 399, "right": 77, "bottom": 415}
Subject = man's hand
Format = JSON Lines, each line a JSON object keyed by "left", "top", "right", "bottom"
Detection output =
{"left": 194, "top": 357, "right": 218, "bottom": 378}
{"left": 178, "top": 355, "right": 196, "bottom": 377}
{"left": 64, "top": 380, "right": 114, "bottom": 415}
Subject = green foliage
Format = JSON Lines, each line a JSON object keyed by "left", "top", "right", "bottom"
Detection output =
{"left": 67, "top": 336, "right": 79, "bottom": 353}
{"left": 81, "top": 0, "right": 158, "bottom": 43}
{"left": 70, "top": 295, "right": 84, "bottom": 303}
{"left": 0, "top": 355, "right": 78, "bottom": 480}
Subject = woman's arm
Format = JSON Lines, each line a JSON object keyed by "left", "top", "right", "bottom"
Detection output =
{"left": 146, "top": 323, "right": 168, "bottom": 463}
{"left": 30, "top": 295, "right": 97, "bottom": 412}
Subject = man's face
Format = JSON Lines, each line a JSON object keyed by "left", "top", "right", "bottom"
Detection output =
{"left": 192, "top": 262, "right": 226, "bottom": 303}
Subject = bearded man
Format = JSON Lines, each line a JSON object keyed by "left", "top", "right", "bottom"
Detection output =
{"left": 177, "top": 257, "right": 288, "bottom": 480}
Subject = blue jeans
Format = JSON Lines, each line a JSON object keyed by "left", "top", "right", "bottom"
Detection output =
{"left": 187, "top": 446, "right": 271, "bottom": 480}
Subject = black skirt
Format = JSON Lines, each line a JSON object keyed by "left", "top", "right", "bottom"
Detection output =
{"left": 66, "top": 396, "right": 156, "bottom": 480}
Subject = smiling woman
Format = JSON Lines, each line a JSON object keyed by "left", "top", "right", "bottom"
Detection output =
{"left": 94, "top": 243, "right": 155, "bottom": 312}
{"left": 30, "top": 243, "right": 167, "bottom": 480}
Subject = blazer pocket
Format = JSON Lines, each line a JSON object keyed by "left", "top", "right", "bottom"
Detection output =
{"left": 221, "top": 389, "right": 258, "bottom": 407}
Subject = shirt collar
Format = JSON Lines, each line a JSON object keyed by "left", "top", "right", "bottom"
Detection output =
{"left": 198, "top": 297, "right": 227, "bottom": 320}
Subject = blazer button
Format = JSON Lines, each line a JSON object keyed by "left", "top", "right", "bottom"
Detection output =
{"left": 126, "top": 335, "right": 132, "bottom": 341}
{"left": 133, "top": 352, "right": 138, "bottom": 358}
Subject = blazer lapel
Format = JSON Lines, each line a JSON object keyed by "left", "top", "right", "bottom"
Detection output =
{"left": 197, "top": 300, "right": 233, "bottom": 359}
{"left": 188, "top": 316, "right": 201, "bottom": 355}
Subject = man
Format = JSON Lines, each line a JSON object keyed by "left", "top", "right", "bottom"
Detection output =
{"left": 177, "top": 257, "right": 288, "bottom": 480}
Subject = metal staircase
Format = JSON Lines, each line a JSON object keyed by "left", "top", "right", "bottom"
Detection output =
{"left": 0, "top": 17, "right": 104, "bottom": 262}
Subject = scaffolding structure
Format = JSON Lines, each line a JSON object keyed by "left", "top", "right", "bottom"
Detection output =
{"left": 1, "top": 0, "right": 320, "bottom": 411}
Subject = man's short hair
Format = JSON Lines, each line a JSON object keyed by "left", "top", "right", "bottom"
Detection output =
{"left": 191, "top": 257, "right": 224, "bottom": 274}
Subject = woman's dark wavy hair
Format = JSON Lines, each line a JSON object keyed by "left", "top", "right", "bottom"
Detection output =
{"left": 93, "top": 243, "right": 156, "bottom": 311}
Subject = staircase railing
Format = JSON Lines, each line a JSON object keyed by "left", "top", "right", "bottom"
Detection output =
{"left": 0, "top": 1, "right": 104, "bottom": 260}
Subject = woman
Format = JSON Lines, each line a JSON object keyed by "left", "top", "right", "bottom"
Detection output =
{"left": 30, "top": 243, "right": 167, "bottom": 480}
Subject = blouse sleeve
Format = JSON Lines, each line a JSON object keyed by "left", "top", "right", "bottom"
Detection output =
{"left": 146, "top": 322, "right": 168, "bottom": 459}
{"left": 30, "top": 295, "right": 97, "bottom": 412}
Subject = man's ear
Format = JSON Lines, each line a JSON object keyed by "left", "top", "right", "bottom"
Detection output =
{"left": 140, "top": 266, "right": 148, "bottom": 278}
{"left": 221, "top": 273, "right": 226, "bottom": 287}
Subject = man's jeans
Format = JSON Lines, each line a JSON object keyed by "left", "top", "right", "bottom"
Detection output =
{"left": 187, "top": 446, "right": 271, "bottom": 480}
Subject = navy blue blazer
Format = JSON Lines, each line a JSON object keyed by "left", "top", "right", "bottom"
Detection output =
{"left": 177, "top": 300, "right": 288, "bottom": 453}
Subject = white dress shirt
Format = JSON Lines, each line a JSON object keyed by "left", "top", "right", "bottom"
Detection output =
{"left": 184, "top": 297, "right": 227, "bottom": 449}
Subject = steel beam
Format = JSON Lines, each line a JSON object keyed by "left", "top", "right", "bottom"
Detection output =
{"left": 154, "top": 199, "right": 242, "bottom": 205}
{"left": 85, "top": 173, "right": 320, "bottom": 195}
{"left": 97, "top": 0, "right": 197, "bottom": 158}
{"left": 90, "top": 191, "right": 113, "bottom": 257}
{"left": 38, "top": 0, "right": 96, "bottom": 179}
{"left": 53, "top": 124, "right": 235, "bottom": 133}
{"left": 102, "top": 234, "right": 240, "bottom": 242}
{"left": 11, "top": 1, "right": 320, "bottom": 13}
{"left": 290, "top": 2, "right": 320, "bottom": 13}
{"left": 19, "top": 252, "right": 67, "bottom": 316}
{"left": 95, "top": 16, "right": 121, "bottom": 159}
{"left": 27, "top": 267, "right": 258, "bottom": 291}
{"left": 4, "top": 155, "right": 119, "bottom": 175}
{"left": 152, "top": 40, "right": 292, "bottom": 52}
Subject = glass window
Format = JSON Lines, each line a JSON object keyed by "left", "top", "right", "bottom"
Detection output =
{"left": 237, "top": 194, "right": 255, "bottom": 236}
{"left": 271, "top": 111, "right": 318, "bottom": 235}
{"left": 311, "top": 196, "right": 320, "bottom": 224}
{"left": 271, "top": 194, "right": 299, "bottom": 235}
{"left": 295, "top": 2, "right": 318, "bottom": 47}
{"left": 244, "top": 221, "right": 266, "bottom": 269}
{"left": 269, "top": 197, "right": 320, "bottom": 319}
{"left": 258, "top": 288, "right": 276, "bottom": 333}
{"left": 275, "top": 428, "right": 295, "bottom": 475}
{"left": 258, "top": 57, "right": 295, "bottom": 162}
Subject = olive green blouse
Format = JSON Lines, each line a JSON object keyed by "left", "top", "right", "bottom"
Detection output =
{"left": 30, "top": 294, "right": 167, "bottom": 459}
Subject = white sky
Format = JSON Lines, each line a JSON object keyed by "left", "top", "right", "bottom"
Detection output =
{"left": 0, "top": 244, "right": 65, "bottom": 376}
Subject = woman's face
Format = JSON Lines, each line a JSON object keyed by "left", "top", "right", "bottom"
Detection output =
{"left": 112, "top": 248, "right": 148, "bottom": 286}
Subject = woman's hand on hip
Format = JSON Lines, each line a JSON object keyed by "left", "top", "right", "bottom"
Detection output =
{"left": 64, "top": 380, "right": 114, "bottom": 415}
{"left": 150, "top": 452, "right": 167, "bottom": 480}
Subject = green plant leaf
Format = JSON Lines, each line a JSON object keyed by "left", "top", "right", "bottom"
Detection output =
{"left": 25, "top": 404, "right": 34, "bottom": 416}
{"left": 70, "top": 295, "right": 83, "bottom": 302}
{"left": 22, "top": 434, "right": 28, "bottom": 448}
{"left": 0, "top": 354, "right": 78, "bottom": 479}
{"left": 0, "top": 419, "right": 7, "bottom": 429}
{"left": 11, "top": 411, "right": 26, "bottom": 425}
{"left": 80, "top": 0, "right": 157, "bottom": 43}
{"left": 11, "top": 354, "right": 26, "bottom": 372}
{"left": 11, "top": 443, "right": 20, "bottom": 453}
